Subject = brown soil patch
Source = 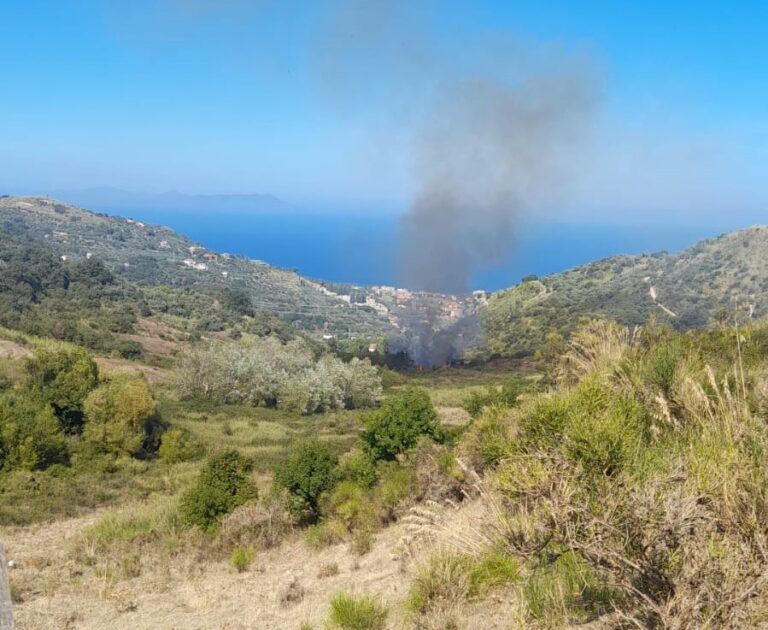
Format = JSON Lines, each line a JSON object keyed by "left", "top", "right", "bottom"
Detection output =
{"left": 94, "top": 358, "right": 171, "bottom": 385}
{"left": 0, "top": 340, "right": 31, "bottom": 360}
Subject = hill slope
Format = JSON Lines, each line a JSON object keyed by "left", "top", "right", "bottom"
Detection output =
{"left": 485, "top": 225, "right": 768, "bottom": 356}
{"left": 0, "top": 196, "right": 395, "bottom": 337}
{"left": 0, "top": 197, "right": 485, "bottom": 359}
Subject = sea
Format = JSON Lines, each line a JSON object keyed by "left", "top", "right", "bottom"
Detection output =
{"left": 112, "top": 208, "right": 719, "bottom": 292}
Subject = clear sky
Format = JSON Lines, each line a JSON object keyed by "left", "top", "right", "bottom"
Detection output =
{"left": 2, "top": 0, "right": 768, "bottom": 226}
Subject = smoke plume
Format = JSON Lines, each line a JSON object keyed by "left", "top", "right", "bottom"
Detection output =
{"left": 310, "top": 2, "right": 601, "bottom": 294}
{"left": 400, "top": 68, "right": 599, "bottom": 294}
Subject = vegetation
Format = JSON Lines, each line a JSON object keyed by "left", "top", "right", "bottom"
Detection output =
{"left": 179, "top": 450, "right": 256, "bottom": 532}
{"left": 327, "top": 593, "right": 388, "bottom": 630}
{"left": 444, "top": 318, "right": 768, "bottom": 627}
{"left": 483, "top": 226, "right": 768, "bottom": 358}
{"left": 276, "top": 440, "right": 338, "bottom": 524}
{"left": 83, "top": 374, "right": 162, "bottom": 456}
{"left": 361, "top": 387, "right": 441, "bottom": 461}
{"left": 175, "top": 337, "right": 382, "bottom": 414}
{"left": 8, "top": 194, "right": 768, "bottom": 627}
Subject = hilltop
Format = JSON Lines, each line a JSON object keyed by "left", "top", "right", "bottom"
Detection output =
{"left": 484, "top": 225, "right": 768, "bottom": 357}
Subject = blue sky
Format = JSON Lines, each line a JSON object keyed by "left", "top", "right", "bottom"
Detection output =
{"left": 2, "top": 1, "right": 767, "bottom": 226}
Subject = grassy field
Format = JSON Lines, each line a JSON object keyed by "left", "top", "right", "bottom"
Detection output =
{"left": 158, "top": 392, "right": 362, "bottom": 473}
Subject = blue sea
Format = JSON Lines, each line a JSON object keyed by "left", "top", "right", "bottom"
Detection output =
{"left": 117, "top": 208, "right": 719, "bottom": 292}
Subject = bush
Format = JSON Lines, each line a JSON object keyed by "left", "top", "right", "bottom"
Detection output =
{"left": 322, "top": 481, "right": 376, "bottom": 531}
{"left": 304, "top": 519, "right": 347, "bottom": 549}
{"left": 361, "top": 388, "right": 441, "bottom": 461}
{"left": 158, "top": 428, "right": 201, "bottom": 464}
{"left": 24, "top": 344, "right": 99, "bottom": 434}
{"left": 408, "top": 553, "right": 471, "bottom": 614}
{"left": 276, "top": 440, "right": 338, "bottom": 524}
{"left": 230, "top": 546, "right": 256, "bottom": 573}
{"left": 327, "top": 593, "right": 388, "bottom": 630}
{"left": 463, "top": 380, "right": 520, "bottom": 418}
{"left": 334, "top": 449, "right": 378, "bottom": 488}
{"left": 0, "top": 393, "right": 68, "bottom": 471}
{"left": 371, "top": 462, "right": 420, "bottom": 523}
{"left": 180, "top": 450, "right": 256, "bottom": 532}
{"left": 83, "top": 374, "right": 161, "bottom": 457}
{"left": 523, "top": 552, "right": 611, "bottom": 623}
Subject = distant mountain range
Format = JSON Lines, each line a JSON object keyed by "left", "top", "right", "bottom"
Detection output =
{"left": 51, "top": 188, "right": 287, "bottom": 215}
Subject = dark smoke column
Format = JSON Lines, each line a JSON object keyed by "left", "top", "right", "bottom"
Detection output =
{"left": 397, "top": 71, "right": 599, "bottom": 295}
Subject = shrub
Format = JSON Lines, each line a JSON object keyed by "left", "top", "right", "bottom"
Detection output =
{"left": 0, "top": 393, "right": 68, "bottom": 471}
{"left": 463, "top": 380, "right": 520, "bottom": 418}
{"left": 408, "top": 553, "right": 471, "bottom": 615}
{"left": 276, "top": 440, "right": 338, "bottom": 524}
{"left": 334, "top": 449, "right": 378, "bottom": 488}
{"left": 322, "top": 481, "right": 376, "bottom": 532}
{"left": 466, "top": 552, "right": 520, "bottom": 597}
{"left": 361, "top": 388, "right": 441, "bottom": 461}
{"left": 230, "top": 546, "right": 256, "bottom": 573}
{"left": 372, "top": 462, "right": 420, "bottom": 523}
{"left": 318, "top": 562, "right": 339, "bottom": 578}
{"left": 350, "top": 529, "right": 374, "bottom": 555}
{"left": 24, "top": 344, "right": 99, "bottom": 434}
{"left": 83, "top": 374, "right": 161, "bottom": 457}
{"left": 304, "top": 519, "right": 347, "bottom": 549}
{"left": 327, "top": 593, "right": 388, "bottom": 630}
{"left": 564, "top": 379, "right": 647, "bottom": 478}
{"left": 459, "top": 406, "right": 516, "bottom": 470}
{"left": 522, "top": 551, "right": 611, "bottom": 623}
{"left": 158, "top": 428, "right": 201, "bottom": 464}
{"left": 179, "top": 450, "right": 256, "bottom": 532}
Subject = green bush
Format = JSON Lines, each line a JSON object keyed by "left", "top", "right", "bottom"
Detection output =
{"left": 327, "top": 593, "right": 388, "bottom": 630}
{"left": 322, "top": 481, "right": 375, "bottom": 531}
{"left": 83, "top": 374, "right": 161, "bottom": 457}
{"left": 304, "top": 519, "right": 347, "bottom": 549}
{"left": 230, "top": 546, "right": 256, "bottom": 573}
{"left": 564, "top": 380, "right": 647, "bottom": 478}
{"left": 372, "top": 462, "right": 420, "bottom": 522}
{"left": 275, "top": 440, "right": 337, "bottom": 524}
{"left": 179, "top": 450, "right": 256, "bottom": 532}
{"left": 158, "top": 428, "right": 201, "bottom": 464}
{"left": 334, "top": 449, "right": 378, "bottom": 488}
{"left": 463, "top": 380, "right": 520, "bottom": 418}
{"left": 24, "top": 344, "right": 99, "bottom": 434}
{"left": 361, "top": 388, "right": 441, "bottom": 461}
{"left": 407, "top": 552, "right": 471, "bottom": 614}
{"left": 523, "top": 551, "right": 611, "bottom": 623}
{"left": 0, "top": 393, "right": 68, "bottom": 471}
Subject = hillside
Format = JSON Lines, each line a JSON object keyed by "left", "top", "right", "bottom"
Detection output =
{"left": 484, "top": 225, "right": 768, "bottom": 357}
{"left": 0, "top": 197, "right": 484, "bottom": 359}
{"left": 5, "top": 195, "right": 767, "bottom": 364}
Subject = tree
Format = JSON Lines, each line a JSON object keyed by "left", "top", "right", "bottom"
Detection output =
{"left": 0, "top": 392, "right": 68, "bottom": 471}
{"left": 24, "top": 344, "right": 99, "bottom": 434}
{"left": 180, "top": 450, "right": 256, "bottom": 531}
{"left": 361, "top": 388, "right": 440, "bottom": 461}
{"left": 276, "top": 440, "right": 338, "bottom": 523}
{"left": 83, "top": 374, "right": 160, "bottom": 456}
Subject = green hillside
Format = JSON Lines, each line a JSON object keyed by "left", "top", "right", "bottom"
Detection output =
{"left": 0, "top": 196, "right": 392, "bottom": 337}
{"left": 484, "top": 226, "right": 768, "bottom": 357}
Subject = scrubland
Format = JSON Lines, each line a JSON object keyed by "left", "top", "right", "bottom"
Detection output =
{"left": 3, "top": 318, "right": 768, "bottom": 628}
